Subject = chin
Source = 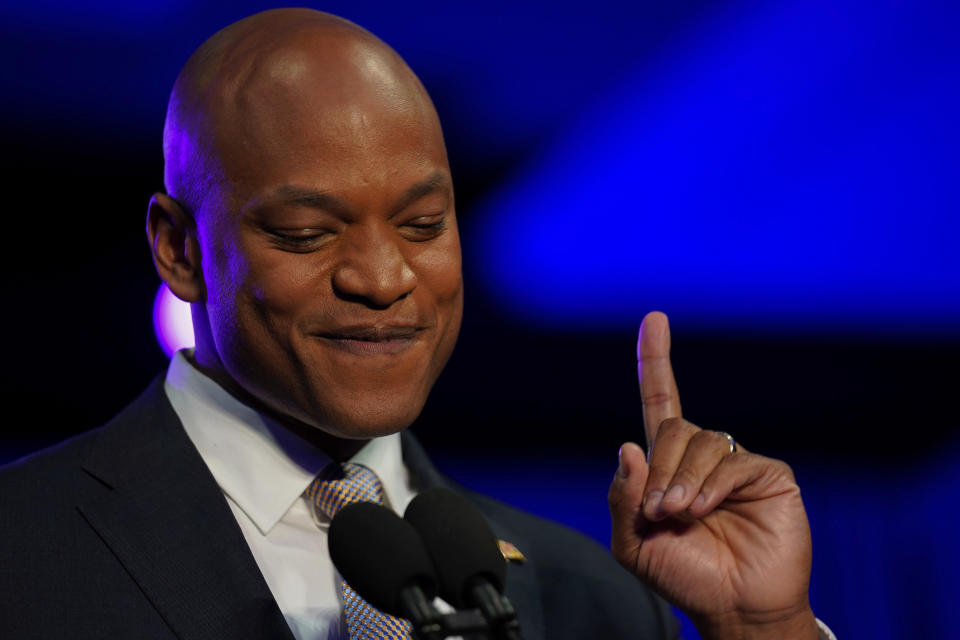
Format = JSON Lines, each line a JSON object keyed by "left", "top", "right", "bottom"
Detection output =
{"left": 310, "top": 395, "right": 427, "bottom": 440}
{"left": 327, "top": 421, "right": 410, "bottom": 441}
{"left": 319, "top": 414, "right": 417, "bottom": 442}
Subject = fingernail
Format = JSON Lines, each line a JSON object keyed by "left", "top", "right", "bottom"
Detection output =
{"left": 693, "top": 492, "right": 706, "bottom": 509}
{"left": 617, "top": 446, "right": 629, "bottom": 479}
{"left": 663, "top": 484, "right": 685, "bottom": 504}
{"left": 644, "top": 491, "right": 663, "bottom": 512}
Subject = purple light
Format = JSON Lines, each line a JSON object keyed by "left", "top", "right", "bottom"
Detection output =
{"left": 152, "top": 283, "right": 194, "bottom": 357}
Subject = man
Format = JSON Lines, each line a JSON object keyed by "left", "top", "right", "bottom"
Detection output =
{"left": 0, "top": 8, "right": 829, "bottom": 639}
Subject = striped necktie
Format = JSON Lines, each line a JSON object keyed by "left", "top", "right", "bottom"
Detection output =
{"left": 306, "top": 462, "right": 412, "bottom": 639}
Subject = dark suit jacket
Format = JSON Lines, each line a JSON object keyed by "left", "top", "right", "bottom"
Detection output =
{"left": 0, "top": 377, "right": 678, "bottom": 639}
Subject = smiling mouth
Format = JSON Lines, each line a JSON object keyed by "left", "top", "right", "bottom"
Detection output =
{"left": 314, "top": 326, "right": 425, "bottom": 355}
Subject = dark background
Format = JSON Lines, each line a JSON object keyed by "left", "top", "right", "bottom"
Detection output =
{"left": 2, "top": 2, "right": 958, "bottom": 638}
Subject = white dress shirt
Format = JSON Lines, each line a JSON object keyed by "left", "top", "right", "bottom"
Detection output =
{"left": 164, "top": 350, "right": 418, "bottom": 640}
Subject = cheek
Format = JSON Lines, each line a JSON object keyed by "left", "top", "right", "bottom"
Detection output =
{"left": 412, "top": 232, "right": 463, "bottom": 303}
{"left": 200, "top": 230, "right": 325, "bottom": 340}
{"left": 411, "top": 234, "right": 464, "bottom": 361}
{"left": 247, "top": 259, "right": 319, "bottom": 313}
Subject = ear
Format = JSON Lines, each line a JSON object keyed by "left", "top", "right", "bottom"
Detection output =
{"left": 146, "top": 193, "right": 205, "bottom": 303}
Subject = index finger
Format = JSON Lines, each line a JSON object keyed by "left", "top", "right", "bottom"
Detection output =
{"left": 638, "top": 311, "right": 682, "bottom": 446}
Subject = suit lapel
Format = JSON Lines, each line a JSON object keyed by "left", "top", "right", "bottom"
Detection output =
{"left": 79, "top": 377, "right": 294, "bottom": 640}
{"left": 78, "top": 381, "right": 548, "bottom": 639}
{"left": 400, "top": 432, "right": 547, "bottom": 640}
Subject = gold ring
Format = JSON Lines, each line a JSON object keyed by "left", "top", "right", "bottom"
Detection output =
{"left": 718, "top": 431, "right": 736, "bottom": 453}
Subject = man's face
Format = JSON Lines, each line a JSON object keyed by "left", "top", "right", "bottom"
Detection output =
{"left": 189, "top": 39, "right": 463, "bottom": 439}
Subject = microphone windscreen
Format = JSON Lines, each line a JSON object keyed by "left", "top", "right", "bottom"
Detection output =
{"left": 328, "top": 502, "right": 438, "bottom": 616}
{"left": 404, "top": 488, "right": 507, "bottom": 608}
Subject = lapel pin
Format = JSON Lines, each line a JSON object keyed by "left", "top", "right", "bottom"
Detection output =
{"left": 497, "top": 539, "right": 527, "bottom": 564}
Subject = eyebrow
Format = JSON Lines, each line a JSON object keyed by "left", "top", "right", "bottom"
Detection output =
{"left": 258, "top": 171, "right": 452, "bottom": 219}
{"left": 389, "top": 171, "right": 451, "bottom": 216}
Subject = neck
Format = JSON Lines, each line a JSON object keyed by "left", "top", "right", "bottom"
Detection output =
{"left": 186, "top": 352, "right": 370, "bottom": 462}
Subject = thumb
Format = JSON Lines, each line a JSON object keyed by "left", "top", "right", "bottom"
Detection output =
{"left": 609, "top": 442, "right": 649, "bottom": 570}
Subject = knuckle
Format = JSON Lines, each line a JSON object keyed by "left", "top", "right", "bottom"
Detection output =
{"left": 700, "top": 473, "right": 720, "bottom": 494}
{"left": 722, "top": 450, "right": 747, "bottom": 468}
{"left": 671, "top": 466, "right": 700, "bottom": 487}
{"left": 690, "top": 429, "right": 721, "bottom": 448}
{"left": 656, "top": 418, "right": 698, "bottom": 442}
{"left": 642, "top": 390, "right": 676, "bottom": 407}
{"left": 745, "top": 451, "right": 792, "bottom": 474}
{"left": 709, "top": 429, "right": 730, "bottom": 442}
{"left": 774, "top": 458, "right": 797, "bottom": 482}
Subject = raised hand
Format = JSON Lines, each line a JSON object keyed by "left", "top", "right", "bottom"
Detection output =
{"left": 608, "top": 312, "right": 818, "bottom": 640}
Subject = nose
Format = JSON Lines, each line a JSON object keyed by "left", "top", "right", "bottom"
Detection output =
{"left": 331, "top": 224, "right": 417, "bottom": 308}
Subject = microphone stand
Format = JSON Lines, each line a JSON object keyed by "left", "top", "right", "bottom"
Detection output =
{"left": 466, "top": 580, "right": 523, "bottom": 640}
{"left": 404, "top": 593, "right": 522, "bottom": 640}
{"left": 401, "top": 587, "right": 500, "bottom": 640}
{"left": 399, "top": 586, "right": 445, "bottom": 640}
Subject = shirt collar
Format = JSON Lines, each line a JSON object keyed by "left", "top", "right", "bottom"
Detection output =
{"left": 163, "top": 350, "right": 409, "bottom": 534}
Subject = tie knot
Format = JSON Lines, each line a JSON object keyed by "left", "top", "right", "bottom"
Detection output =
{"left": 306, "top": 462, "right": 385, "bottom": 520}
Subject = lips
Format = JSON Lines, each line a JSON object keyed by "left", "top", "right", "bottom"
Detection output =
{"left": 313, "top": 325, "right": 426, "bottom": 356}
{"left": 318, "top": 326, "right": 421, "bottom": 341}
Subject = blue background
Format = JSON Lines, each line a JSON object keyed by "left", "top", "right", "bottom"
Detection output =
{"left": 1, "top": 2, "right": 958, "bottom": 638}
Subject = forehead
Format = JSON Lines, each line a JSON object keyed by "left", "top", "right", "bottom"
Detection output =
{"left": 205, "top": 28, "right": 448, "bottom": 200}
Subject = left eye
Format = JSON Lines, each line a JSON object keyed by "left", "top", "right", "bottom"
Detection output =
{"left": 402, "top": 218, "right": 446, "bottom": 239}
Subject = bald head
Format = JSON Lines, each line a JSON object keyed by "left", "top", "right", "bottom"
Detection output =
{"left": 148, "top": 9, "right": 461, "bottom": 450}
{"left": 163, "top": 8, "right": 442, "bottom": 218}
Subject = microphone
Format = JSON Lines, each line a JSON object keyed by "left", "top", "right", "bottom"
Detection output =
{"left": 405, "top": 488, "right": 523, "bottom": 640}
{"left": 328, "top": 502, "right": 444, "bottom": 640}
